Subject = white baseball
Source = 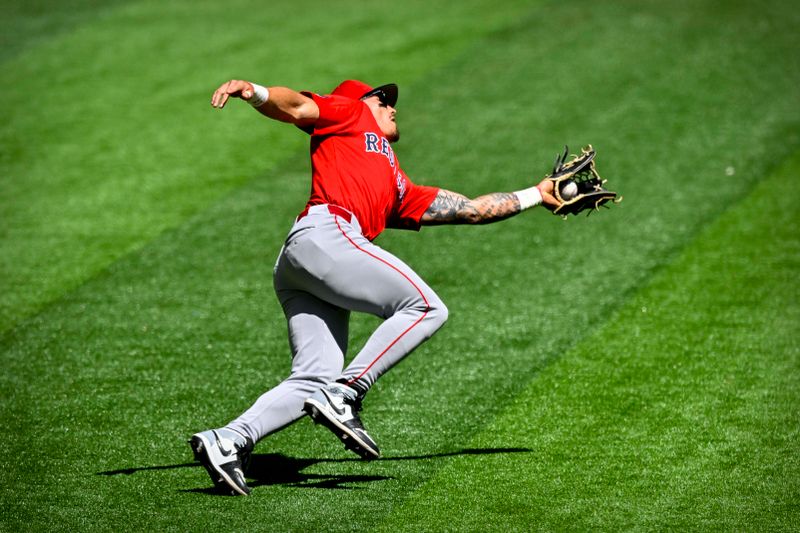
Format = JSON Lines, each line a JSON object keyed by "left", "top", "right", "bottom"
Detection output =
{"left": 561, "top": 181, "right": 578, "bottom": 201}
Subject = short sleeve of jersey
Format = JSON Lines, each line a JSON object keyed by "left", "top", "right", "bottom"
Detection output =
{"left": 388, "top": 173, "right": 440, "bottom": 231}
{"left": 301, "top": 92, "right": 362, "bottom": 136}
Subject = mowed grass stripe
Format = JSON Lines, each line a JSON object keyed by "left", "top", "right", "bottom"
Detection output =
{"left": 383, "top": 151, "right": 800, "bottom": 531}
{"left": 0, "top": 0, "right": 131, "bottom": 63}
{"left": 0, "top": 0, "right": 535, "bottom": 333}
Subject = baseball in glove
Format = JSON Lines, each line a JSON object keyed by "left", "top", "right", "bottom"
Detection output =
{"left": 546, "top": 145, "right": 620, "bottom": 217}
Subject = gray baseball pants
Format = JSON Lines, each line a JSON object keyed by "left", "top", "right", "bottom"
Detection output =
{"left": 227, "top": 204, "right": 448, "bottom": 443}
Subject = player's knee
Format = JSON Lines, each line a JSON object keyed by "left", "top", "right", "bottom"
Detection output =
{"left": 426, "top": 297, "right": 448, "bottom": 330}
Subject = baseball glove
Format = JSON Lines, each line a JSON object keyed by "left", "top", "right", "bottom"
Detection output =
{"left": 546, "top": 145, "right": 620, "bottom": 217}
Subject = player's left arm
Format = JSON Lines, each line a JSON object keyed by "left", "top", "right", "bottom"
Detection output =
{"left": 420, "top": 177, "right": 561, "bottom": 225}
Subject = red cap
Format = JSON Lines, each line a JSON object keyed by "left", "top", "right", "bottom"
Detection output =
{"left": 330, "top": 80, "right": 398, "bottom": 107}
{"left": 331, "top": 80, "right": 373, "bottom": 100}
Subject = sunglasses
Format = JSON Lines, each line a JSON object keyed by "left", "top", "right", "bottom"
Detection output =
{"left": 362, "top": 88, "right": 390, "bottom": 107}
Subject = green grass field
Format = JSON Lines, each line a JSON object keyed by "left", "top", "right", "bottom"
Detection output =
{"left": 2, "top": 0, "right": 798, "bottom": 530}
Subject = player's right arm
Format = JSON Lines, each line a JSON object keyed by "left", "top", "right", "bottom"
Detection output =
{"left": 210, "top": 80, "right": 319, "bottom": 128}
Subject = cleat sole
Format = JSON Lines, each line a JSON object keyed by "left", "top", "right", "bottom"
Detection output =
{"left": 302, "top": 398, "right": 379, "bottom": 460}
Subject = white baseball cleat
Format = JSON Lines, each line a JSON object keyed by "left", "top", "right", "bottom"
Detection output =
{"left": 303, "top": 383, "right": 381, "bottom": 460}
{"left": 189, "top": 428, "right": 253, "bottom": 496}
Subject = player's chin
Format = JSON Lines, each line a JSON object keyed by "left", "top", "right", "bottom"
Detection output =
{"left": 387, "top": 127, "right": 400, "bottom": 143}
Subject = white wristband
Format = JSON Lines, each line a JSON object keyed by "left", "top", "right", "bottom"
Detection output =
{"left": 514, "top": 186, "right": 543, "bottom": 210}
{"left": 248, "top": 84, "right": 270, "bottom": 107}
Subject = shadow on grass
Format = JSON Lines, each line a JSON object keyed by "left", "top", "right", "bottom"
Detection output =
{"left": 97, "top": 447, "right": 532, "bottom": 494}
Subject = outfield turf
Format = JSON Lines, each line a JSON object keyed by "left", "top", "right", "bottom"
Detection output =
{"left": 1, "top": 0, "right": 798, "bottom": 531}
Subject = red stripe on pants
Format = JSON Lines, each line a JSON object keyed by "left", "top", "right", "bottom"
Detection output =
{"left": 333, "top": 216, "right": 430, "bottom": 384}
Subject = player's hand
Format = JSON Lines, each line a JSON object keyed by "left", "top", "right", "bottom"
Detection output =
{"left": 211, "top": 80, "right": 255, "bottom": 109}
{"left": 535, "top": 177, "right": 562, "bottom": 211}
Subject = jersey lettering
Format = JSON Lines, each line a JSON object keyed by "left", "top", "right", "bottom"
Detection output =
{"left": 396, "top": 172, "right": 408, "bottom": 202}
{"left": 364, "top": 132, "right": 380, "bottom": 153}
{"left": 364, "top": 132, "right": 395, "bottom": 168}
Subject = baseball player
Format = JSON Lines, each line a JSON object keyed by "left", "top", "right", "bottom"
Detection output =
{"left": 190, "top": 78, "right": 561, "bottom": 495}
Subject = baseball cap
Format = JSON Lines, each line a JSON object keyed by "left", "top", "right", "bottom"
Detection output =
{"left": 330, "top": 80, "right": 398, "bottom": 107}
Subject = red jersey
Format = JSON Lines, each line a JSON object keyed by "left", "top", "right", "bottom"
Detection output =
{"left": 300, "top": 93, "right": 439, "bottom": 241}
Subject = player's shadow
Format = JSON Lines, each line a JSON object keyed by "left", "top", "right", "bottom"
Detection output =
{"left": 97, "top": 447, "right": 532, "bottom": 494}
{"left": 247, "top": 447, "right": 532, "bottom": 490}
{"left": 245, "top": 454, "right": 388, "bottom": 490}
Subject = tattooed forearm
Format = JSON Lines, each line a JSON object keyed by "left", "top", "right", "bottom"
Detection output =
{"left": 468, "top": 192, "right": 521, "bottom": 223}
{"left": 421, "top": 189, "right": 522, "bottom": 225}
{"left": 423, "top": 190, "right": 472, "bottom": 222}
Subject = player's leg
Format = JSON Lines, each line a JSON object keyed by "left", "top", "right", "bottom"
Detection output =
{"left": 281, "top": 212, "right": 448, "bottom": 393}
{"left": 333, "top": 245, "right": 447, "bottom": 393}
{"left": 190, "top": 251, "right": 349, "bottom": 494}
{"left": 223, "top": 288, "right": 349, "bottom": 442}
{"left": 284, "top": 210, "right": 447, "bottom": 457}
{"left": 310, "top": 214, "right": 448, "bottom": 393}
